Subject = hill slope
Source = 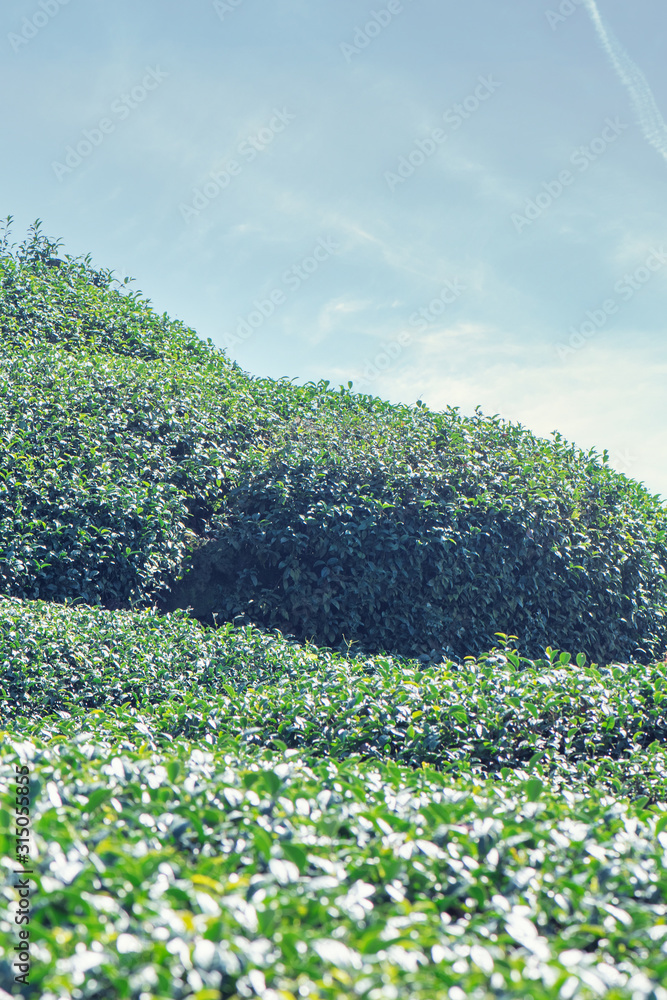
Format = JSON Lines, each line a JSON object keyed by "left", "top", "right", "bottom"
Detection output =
{"left": 1, "top": 221, "right": 666, "bottom": 665}
{"left": 2, "top": 223, "right": 667, "bottom": 1000}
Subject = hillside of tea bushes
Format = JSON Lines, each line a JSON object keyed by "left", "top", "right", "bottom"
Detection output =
{"left": 1, "top": 222, "right": 667, "bottom": 1000}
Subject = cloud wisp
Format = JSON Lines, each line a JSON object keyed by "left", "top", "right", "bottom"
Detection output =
{"left": 582, "top": 0, "right": 667, "bottom": 165}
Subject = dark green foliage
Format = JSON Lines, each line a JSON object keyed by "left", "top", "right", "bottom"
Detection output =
{"left": 1, "top": 221, "right": 667, "bottom": 664}
{"left": 173, "top": 438, "right": 667, "bottom": 664}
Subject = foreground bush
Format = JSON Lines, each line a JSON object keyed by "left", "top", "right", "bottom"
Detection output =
{"left": 1, "top": 733, "right": 667, "bottom": 999}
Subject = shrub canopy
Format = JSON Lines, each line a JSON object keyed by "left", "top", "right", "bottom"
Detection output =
{"left": 1, "top": 219, "right": 666, "bottom": 664}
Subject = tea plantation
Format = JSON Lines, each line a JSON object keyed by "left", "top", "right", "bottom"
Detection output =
{"left": 1, "top": 222, "right": 667, "bottom": 999}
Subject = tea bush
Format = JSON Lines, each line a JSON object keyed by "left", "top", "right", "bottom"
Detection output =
{"left": 2, "top": 733, "right": 667, "bottom": 1000}
{"left": 1, "top": 222, "right": 666, "bottom": 665}
{"left": 3, "top": 597, "right": 667, "bottom": 998}
{"left": 2, "top": 223, "right": 667, "bottom": 998}
{"left": 2, "top": 599, "right": 667, "bottom": 798}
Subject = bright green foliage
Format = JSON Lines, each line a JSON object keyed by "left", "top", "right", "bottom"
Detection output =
{"left": 0, "top": 222, "right": 277, "bottom": 609}
{"left": 1, "top": 735, "right": 667, "bottom": 999}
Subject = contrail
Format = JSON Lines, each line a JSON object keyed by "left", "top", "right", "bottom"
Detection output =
{"left": 582, "top": 0, "right": 667, "bottom": 165}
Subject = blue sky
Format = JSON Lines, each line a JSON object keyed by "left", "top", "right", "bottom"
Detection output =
{"left": 2, "top": 0, "right": 666, "bottom": 500}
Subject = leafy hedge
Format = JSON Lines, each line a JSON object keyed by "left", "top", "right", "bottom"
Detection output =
{"left": 1, "top": 221, "right": 666, "bottom": 666}
{"left": 0, "top": 218, "right": 217, "bottom": 365}
{"left": 3, "top": 223, "right": 667, "bottom": 1000}
{"left": 167, "top": 440, "right": 667, "bottom": 664}
{"left": 0, "top": 222, "right": 284, "bottom": 609}
{"left": 3, "top": 599, "right": 667, "bottom": 799}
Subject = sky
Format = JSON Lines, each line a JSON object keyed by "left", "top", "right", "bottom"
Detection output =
{"left": 2, "top": 0, "right": 666, "bottom": 501}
